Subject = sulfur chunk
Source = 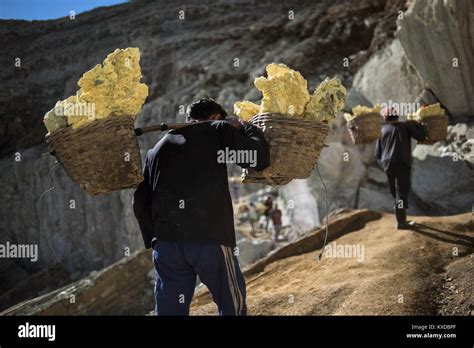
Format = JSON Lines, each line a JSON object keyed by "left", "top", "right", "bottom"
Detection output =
{"left": 234, "top": 64, "right": 347, "bottom": 124}
{"left": 67, "top": 47, "right": 148, "bottom": 129}
{"left": 266, "top": 63, "right": 292, "bottom": 78}
{"left": 43, "top": 48, "right": 148, "bottom": 131}
{"left": 352, "top": 105, "right": 382, "bottom": 116}
{"left": 43, "top": 103, "right": 68, "bottom": 134}
{"left": 344, "top": 105, "right": 382, "bottom": 122}
{"left": 417, "top": 103, "right": 445, "bottom": 118}
{"left": 304, "top": 78, "right": 347, "bottom": 122}
{"left": 233, "top": 101, "right": 260, "bottom": 121}
{"left": 55, "top": 94, "right": 95, "bottom": 129}
{"left": 407, "top": 103, "right": 445, "bottom": 122}
{"left": 254, "top": 63, "right": 310, "bottom": 116}
{"left": 44, "top": 95, "right": 84, "bottom": 133}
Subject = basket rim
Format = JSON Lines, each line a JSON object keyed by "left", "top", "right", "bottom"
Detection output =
{"left": 46, "top": 115, "right": 135, "bottom": 144}
{"left": 346, "top": 112, "right": 382, "bottom": 123}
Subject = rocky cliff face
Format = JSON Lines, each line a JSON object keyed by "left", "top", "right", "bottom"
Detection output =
{"left": 398, "top": 0, "right": 474, "bottom": 120}
{"left": 396, "top": 0, "right": 474, "bottom": 214}
{"left": 0, "top": 0, "right": 403, "bottom": 157}
{"left": 4, "top": 0, "right": 473, "bottom": 308}
{"left": 0, "top": 0, "right": 407, "bottom": 299}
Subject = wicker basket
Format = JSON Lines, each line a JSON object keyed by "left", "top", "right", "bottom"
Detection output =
{"left": 418, "top": 114, "right": 448, "bottom": 145}
{"left": 242, "top": 112, "right": 329, "bottom": 186}
{"left": 46, "top": 116, "right": 143, "bottom": 195}
{"left": 346, "top": 112, "right": 381, "bottom": 144}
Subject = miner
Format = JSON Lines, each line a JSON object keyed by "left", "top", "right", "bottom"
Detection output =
{"left": 133, "top": 98, "right": 270, "bottom": 315}
{"left": 376, "top": 107, "right": 426, "bottom": 229}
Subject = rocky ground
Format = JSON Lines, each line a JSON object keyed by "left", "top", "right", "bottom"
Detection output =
{"left": 3, "top": 209, "right": 471, "bottom": 316}
{"left": 191, "top": 211, "right": 473, "bottom": 315}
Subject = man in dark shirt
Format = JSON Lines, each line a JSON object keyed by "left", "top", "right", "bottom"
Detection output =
{"left": 376, "top": 107, "right": 426, "bottom": 229}
{"left": 133, "top": 98, "right": 270, "bottom": 315}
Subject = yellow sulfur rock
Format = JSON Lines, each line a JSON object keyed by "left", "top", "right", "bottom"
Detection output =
{"left": 43, "top": 47, "right": 149, "bottom": 131}
{"left": 254, "top": 63, "right": 310, "bottom": 116}
{"left": 68, "top": 47, "right": 148, "bottom": 128}
{"left": 304, "top": 78, "right": 347, "bottom": 122}
{"left": 344, "top": 104, "right": 382, "bottom": 122}
{"left": 266, "top": 63, "right": 293, "bottom": 78}
{"left": 43, "top": 106, "right": 68, "bottom": 134}
{"left": 233, "top": 101, "right": 260, "bottom": 121}
{"left": 352, "top": 105, "right": 382, "bottom": 116}
{"left": 408, "top": 103, "right": 445, "bottom": 121}
{"left": 234, "top": 63, "right": 347, "bottom": 124}
{"left": 44, "top": 94, "right": 86, "bottom": 133}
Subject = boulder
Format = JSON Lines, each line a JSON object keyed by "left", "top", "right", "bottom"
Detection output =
{"left": 310, "top": 142, "right": 367, "bottom": 217}
{"left": 411, "top": 124, "right": 474, "bottom": 215}
{"left": 1, "top": 249, "right": 153, "bottom": 315}
{"left": 343, "top": 88, "right": 373, "bottom": 112}
{"left": 398, "top": 0, "right": 474, "bottom": 118}
{"left": 357, "top": 187, "right": 393, "bottom": 213}
{"left": 351, "top": 39, "right": 423, "bottom": 113}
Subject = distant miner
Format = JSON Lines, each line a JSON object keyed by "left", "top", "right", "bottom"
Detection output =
{"left": 376, "top": 107, "right": 426, "bottom": 229}
{"left": 133, "top": 98, "right": 269, "bottom": 315}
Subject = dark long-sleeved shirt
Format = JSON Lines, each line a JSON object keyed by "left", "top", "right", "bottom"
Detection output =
{"left": 376, "top": 121, "right": 426, "bottom": 171}
{"left": 133, "top": 120, "right": 270, "bottom": 248}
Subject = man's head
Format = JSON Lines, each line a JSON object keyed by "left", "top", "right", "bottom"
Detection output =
{"left": 187, "top": 98, "right": 228, "bottom": 121}
{"left": 382, "top": 107, "right": 398, "bottom": 121}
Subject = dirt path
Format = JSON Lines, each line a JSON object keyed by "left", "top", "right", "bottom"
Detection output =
{"left": 191, "top": 212, "right": 473, "bottom": 315}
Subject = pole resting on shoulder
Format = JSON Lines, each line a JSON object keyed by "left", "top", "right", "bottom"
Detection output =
{"left": 134, "top": 122, "right": 169, "bottom": 136}
{"left": 134, "top": 122, "right": 193, "bottom": 136}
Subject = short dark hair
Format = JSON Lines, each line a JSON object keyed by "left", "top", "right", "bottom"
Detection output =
{"left": 187, "top": 98, "right": 227, "bottom": 120}
{"left": 382, "top": 106, "right": 398, "bottom": 121}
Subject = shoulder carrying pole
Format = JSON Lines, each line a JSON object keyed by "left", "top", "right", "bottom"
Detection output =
{"left": 134, "top": 122, "right": 190, "bottom": 136}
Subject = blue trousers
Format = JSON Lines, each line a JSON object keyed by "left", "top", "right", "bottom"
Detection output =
{"left": 152, "top": 240, "right": 247, "bottom": 316}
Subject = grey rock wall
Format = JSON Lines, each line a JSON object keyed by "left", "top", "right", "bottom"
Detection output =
{"left": 351, "top": 39, "right": 424, "bottom": 112}
{"left": 0, "top": 144, "right": 143, "bottom": 286}
{"left": 1, "top": 0, "right": 406, "bottom": 299}
{"left": 397, "top": 0, "right": 474, "bottom": 119}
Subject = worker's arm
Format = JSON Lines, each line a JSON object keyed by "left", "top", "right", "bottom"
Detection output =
{"left": 215, "top": 120, "right": 270, "bottom": 171}
{"left": 407, "top": 120, "right": 427, "bottom": 141}
{"left": 133, "top": 156, "right": 154, "bottom": 249}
